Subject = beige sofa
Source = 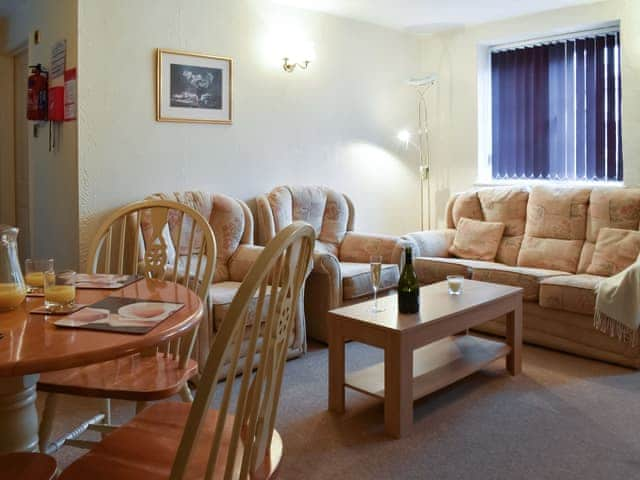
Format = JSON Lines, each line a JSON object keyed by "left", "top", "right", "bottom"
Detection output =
{"left": 256, "top": 185, "right": 404, "bottom": 342}
{"left": 403, "top": 186, "right": 640, "bottom": 368}
{"left": 146, "top": 191, "right": 307, "bottom": 371}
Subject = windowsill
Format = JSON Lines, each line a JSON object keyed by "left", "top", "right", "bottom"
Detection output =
{"left": 474, "top": 178, "right": 625, "bottom": 188}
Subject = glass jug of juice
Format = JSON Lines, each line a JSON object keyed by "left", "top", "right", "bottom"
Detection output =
{"left": 0, "top": 226, "right": 27, "bottom": 311}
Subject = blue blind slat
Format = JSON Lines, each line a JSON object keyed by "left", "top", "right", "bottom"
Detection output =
{"left": 491, "top": 32, "right": 622, "bottom": 181}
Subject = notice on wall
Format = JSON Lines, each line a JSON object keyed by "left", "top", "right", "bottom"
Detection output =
{"left": 64, "top": 68, "right": 77, "bottom": 121}
{"left": 51, "top": 40, "right": 66, "bottom": 80}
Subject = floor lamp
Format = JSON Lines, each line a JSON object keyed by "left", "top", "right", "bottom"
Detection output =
{"left": 401, "top": 74, "right": 437, "bottom": 231}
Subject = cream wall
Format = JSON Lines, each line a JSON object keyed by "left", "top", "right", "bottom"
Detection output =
{"left": 420, "top": 0, "right": 640, "bottom": 228}
{"left": 0, "top": 0, "right": 79, "bottom": 268}
{"left": 77, "top": 0, "right": 422, "bottom": 264}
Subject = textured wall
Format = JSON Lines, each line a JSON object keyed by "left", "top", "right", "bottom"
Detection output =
{"left": 77, "top": 0, "right": 422, "bottom": 266}
{"left": 420, "top": 0, "right": 640, "bottom": 227}
{"left": 1, "top": 0, "right": 79, "bottom": 269}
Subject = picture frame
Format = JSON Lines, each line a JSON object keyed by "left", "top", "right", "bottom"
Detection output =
{"left": 156, "top": 48, "right": 233, "bottom": 124}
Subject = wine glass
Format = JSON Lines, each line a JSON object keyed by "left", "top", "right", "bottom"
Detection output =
{"left": 370, "top": 255, "right": 384, "bottom": 312}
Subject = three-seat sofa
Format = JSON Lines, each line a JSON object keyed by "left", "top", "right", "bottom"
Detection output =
{"left": 403, "top": 186, "right": 640, "bottom": 368}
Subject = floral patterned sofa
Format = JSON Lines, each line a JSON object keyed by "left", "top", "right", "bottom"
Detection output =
{"left": 256, "top": 185, "right": 404, "bottom": 342}
{"left": 403, "top": 186, "right": 640, "bottom": 368}
{"left": 145, "top": 191, "right": 308, "bottom": 371}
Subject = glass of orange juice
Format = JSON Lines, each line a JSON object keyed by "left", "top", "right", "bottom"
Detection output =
{"left": 44, "top": 270, "right": 76, "bottom": 311}
{"left": 24, "top": 258, "right": 54, "bottom": 294}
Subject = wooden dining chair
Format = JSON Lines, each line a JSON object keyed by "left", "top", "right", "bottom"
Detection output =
{"left": 37, "top": 199, "right": 217, "bottom": 453}
{"left": 0, "top": 452, "right": 57, "bottom": 480}
{"left": 58, "top": 222, "right": 315, "bottom": 480}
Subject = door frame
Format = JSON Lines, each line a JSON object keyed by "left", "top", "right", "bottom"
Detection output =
{"left": 0, "top": 41, "right": 32, "bottom": 255}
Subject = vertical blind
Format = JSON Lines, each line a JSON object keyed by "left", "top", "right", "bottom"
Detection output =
{"left": 491, "top": 31, "right": 622, "bottom": 181}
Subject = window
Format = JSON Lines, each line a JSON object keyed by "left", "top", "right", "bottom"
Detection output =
{"left": 490, "top": 29, "right": 622, "bottom": 182}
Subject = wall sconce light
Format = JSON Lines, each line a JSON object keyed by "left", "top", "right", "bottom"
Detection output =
{"left": 283, "top": 57, "right": 310, "bottom": 72}
{"left": 281, "top": 41, "right": 315, "bottom": 73}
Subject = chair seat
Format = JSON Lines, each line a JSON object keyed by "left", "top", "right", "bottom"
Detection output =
{"left": 0, "top": 452, "right": 57, "bottom": 480}
{"left": 59, "top": 402, "right": 283, "bottom": 480}
{"left": 38, "top": 353, "right": 198, "bottom": 401}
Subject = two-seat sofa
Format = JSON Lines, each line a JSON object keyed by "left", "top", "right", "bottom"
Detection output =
{"left": 403, "top": 186, "right": 640, "bottom": 368}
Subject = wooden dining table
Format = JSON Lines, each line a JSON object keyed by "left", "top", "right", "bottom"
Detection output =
{"left": 0, "top": 278, "right": 203, "bottom": 453}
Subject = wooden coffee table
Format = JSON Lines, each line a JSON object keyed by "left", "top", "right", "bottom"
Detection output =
{"left": 328, "top": 279, "right": 523, "bottom": 438}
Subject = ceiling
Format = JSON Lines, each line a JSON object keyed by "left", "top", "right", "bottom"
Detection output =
{"left": 273, "top": 0, "right": 605, "bottom": 34}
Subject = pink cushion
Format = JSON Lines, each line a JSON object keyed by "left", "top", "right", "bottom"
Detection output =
{"left": 449, "top": 218, "right": 505, "bottom": 261}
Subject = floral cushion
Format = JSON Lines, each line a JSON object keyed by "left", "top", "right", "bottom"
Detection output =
{"left": 148, "top": 191, "right": 213, "bottom": 255}
{"left": 449, "top": 218, "right": 505, "bottom": 261}
{"left": 525, "top": 186, "right": 591, "bottom": 240}
{"left": 586, "top": 188, "right": 640, "bottom": 242}
{"left": 586, "top": 228, "right": 640, "bottom": 277}
{"left": 266, "top": 185, "right": 350, "bottom": 253}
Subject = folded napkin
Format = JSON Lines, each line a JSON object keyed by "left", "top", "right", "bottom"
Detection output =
{"left": 594, "top": 261, "right": 640, "bottom": 346}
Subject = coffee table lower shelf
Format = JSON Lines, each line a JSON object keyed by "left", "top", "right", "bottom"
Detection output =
{"left": 345, "top": 335, "right": 511, "bottom": 401}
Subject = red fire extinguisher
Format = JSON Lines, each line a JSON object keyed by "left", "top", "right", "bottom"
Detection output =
{"left": 27, "top": 64, "right": 48, "bottom": 121}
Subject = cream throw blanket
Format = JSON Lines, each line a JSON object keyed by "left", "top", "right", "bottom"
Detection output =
{"left": 594, "top": 261, "right": 640, "bottom": 346}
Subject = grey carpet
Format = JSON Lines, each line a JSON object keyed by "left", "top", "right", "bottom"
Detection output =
{"left": 42, "top": 339, "right": 640, "bottom": 479}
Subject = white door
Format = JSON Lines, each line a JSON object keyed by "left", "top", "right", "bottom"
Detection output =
{"left": 13, "top": 49, "right": 30, "bottom": 259}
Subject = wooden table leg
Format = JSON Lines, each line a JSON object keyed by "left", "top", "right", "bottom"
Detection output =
{"left": 0, "top": 374, "right": 39, "bottom": 452}
{"left": 384, "top": 334, "right": 413, "bottom": 438}
{"left": 506, "top": 301, "right": 523, "bottom": 376}
{"left": 328, "top": 315, "right": 345, "bottom": 413}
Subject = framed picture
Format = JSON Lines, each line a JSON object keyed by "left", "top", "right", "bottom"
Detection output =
{"left": 156, "top": 49, "right": 232, "bottom": 124}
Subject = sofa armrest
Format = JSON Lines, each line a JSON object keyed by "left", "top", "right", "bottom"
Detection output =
{"left": 312, "top": 252, "right": 342, "bottom": 308}
{"left": 402, "top": 229, "right": 456, "bottom": 258}
{"left": 228, "top": 245, "right": 265, "bottom": 282}
{"left": 339, "top": 232, "right": 403, "bottom": 265}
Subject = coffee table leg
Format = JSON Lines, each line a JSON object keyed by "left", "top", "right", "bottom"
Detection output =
{"left": 506, "top": 301, "right": 523, "bottom": 375}
{"left": 385, "top": 335, "right": 413, "bottom": 438}
{"left": 328, "top": 316, "right": 345, "bottom": 413}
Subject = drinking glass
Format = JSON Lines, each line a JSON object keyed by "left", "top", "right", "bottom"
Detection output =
{"left": 447, "top": 275, "right": 464, "bottom": 295}
{"left": 24, "top": 258, "right": 54, "bottom": 294}
{"left": 44, "top": 270, "right": 76, "bottom": 311}
{"left": 370, "top": 255, "right": 384, "bottom": 312}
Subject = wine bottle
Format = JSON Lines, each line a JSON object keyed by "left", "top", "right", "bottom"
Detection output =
{"left": 398, "top": 246, "right": 419, "bottom": 314}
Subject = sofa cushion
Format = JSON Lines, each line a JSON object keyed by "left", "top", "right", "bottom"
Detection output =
{"left": 577, "top": 241, "right": 595, "bottom": 274}
{"left": 150, "top": 191, "right": 214, "bottom": 255}
{"left": 525, "top": 186, "right": 591, "bottom": 240}
{"left": 478, "top": 188, "right": 529, "bottom": 236}
{"left": 496, "top": 235, "right": 524, "bottom": 266}
{"left": 268, "top": 185, "right": 349, "bottom": 254}
{"left": 414, "top": 257, "right": 499, "bottom": 285}
{"left": 449, "top": 218, "right": 505, "bottom": 261}
{"left": 209, "top": 281, "right": 271, "bottom": 330}
{"left": 471, "top": 264, "right": 570, "bottom": 301}
{"left": 539, "top": 274, "right": 605, "bottom": 315}
{"left": 586, "top": 228, "right": 640, "bottom": 277}
{"left": 517, "top": 236, "right": 584, "bottom": 273}
{"left": 451, "top": 191, "right": 484, "bottom": 226}
{"left": 478, "top": 188, "right": 529, "bottom": 266}
{"left": 586, "top": 188, "right": 640, "bottom": 242}
{"left": 341, "top": 262, "right": 398, "bottom": 300}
